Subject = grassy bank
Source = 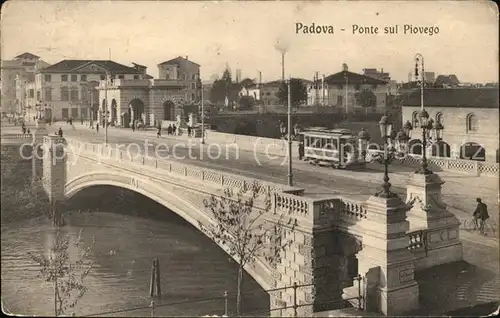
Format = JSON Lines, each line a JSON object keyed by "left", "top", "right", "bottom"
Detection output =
{"left": 1, "top": 145, "right": 51, "bottom": 223}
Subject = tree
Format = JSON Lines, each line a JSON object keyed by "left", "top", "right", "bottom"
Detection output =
{"left": 199, "top": 182, "right": 294, "bottom": 315}
{"left": 356, "top": 89, "right": 377, "bottom": 115}
{"left": 277, "top": 78, "right": 308, "bottom": 107}
{"left": 238, "top": 95, "right": 255, "bottom": 110}
{"left": 28, "top": 228, "right": 94, "bottom": 317}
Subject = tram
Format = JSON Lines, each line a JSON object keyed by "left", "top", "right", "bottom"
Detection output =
{"left": 300, "top": 127, "right": 365, "bottom": 169}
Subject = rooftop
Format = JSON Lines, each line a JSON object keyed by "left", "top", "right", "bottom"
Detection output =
{"left": 401, "top": 88, "right": 499, "bottom": 108}
{"left": 158, "top": 56, "right": 200, "bottom": 67}
{"left": 14, "top": 52, "right": 40, "bottom": 59}
{"left": 324, "top": 70, "right": 387, "bottom": 85}
{"left": 39, "top": 60, "right": 141, "bottom": 74}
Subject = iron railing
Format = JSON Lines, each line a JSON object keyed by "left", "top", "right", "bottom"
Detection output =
{"left": 81, "top": 275, "right": 363, "bottom": 317}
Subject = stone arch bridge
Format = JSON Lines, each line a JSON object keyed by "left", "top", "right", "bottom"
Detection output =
{"left": 17, "top": 134, "right": 464, "bottom": 316}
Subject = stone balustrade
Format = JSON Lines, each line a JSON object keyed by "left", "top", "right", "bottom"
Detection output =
{"left": 204, "top": 131, "right": 498, "bottom": 177}
{"left": 64, "top": 138, "right": 304, "bottom": 198}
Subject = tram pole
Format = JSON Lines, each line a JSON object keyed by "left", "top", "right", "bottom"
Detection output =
{"left": 287, "top": 77, "right": 293, "bottom": 187}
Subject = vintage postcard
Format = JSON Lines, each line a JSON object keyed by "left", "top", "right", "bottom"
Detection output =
{"left": 1, "top": 0, "right": 498, "bottom": 317}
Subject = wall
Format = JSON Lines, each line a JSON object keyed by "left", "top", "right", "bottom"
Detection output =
{"left": 308, "top": 83, "right": 387, "bottom": 111}
{"left": 402, "top": 105, "right": 499, "bottom": 162}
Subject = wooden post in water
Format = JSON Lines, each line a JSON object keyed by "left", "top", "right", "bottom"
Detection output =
{"left": 155, "top": 258, "right": 161, "bottom": 297}
{"left": 149, "top": 259, "right": 156, "bottom": 297}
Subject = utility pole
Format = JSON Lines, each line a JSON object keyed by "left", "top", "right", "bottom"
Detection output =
{"left": 201, "top": 84, "right": 205, "bottom": 145}
{"left": 287, "top": 76, "right": 293, "bottom": 187}
{"left": 104, "top": 72, "right": 109, "bottom": 146}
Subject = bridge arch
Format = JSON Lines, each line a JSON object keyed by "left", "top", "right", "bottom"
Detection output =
{"left": 64, "top": 171, "right": 273, "bottom": 291}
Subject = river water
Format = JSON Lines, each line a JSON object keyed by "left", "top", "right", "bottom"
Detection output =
{"left": 1, "top": 186, "right": 269, "bottom": 317}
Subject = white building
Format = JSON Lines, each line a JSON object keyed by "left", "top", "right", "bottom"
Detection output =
{"left": 307, "top": 68, "right": 388, "bottom": 112}
{"left": 30, "top": 59, "right": 151, "bottom": 121}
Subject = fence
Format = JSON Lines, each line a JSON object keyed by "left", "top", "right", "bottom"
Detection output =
{"left": 81, "top": 277, "right": 364, "bottom": 317}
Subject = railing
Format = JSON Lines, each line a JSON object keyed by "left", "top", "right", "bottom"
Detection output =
{"left": 407, "top": 229, "right": 428, "bottom": 252}
{"left": 369, "top": 149, "right": 499, "bottom": 177}
{"left": 64, "top": 139, "right": 304, "bottom": 197}
{"left": 80, "top": 277, "right": 364, "bottom": 317}
{"left": 1, "top": 133, "right": 33, "bottom": 140}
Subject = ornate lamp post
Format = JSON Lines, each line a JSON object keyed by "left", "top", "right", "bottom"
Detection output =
{"left": 363, "top": 116, "right": 410, "bottom": 198}
{"left": 408, "top": 109, "right": 444, "bottom": 174}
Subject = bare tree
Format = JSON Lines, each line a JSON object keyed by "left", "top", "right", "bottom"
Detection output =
{"left": 27, "top": 228, "right": 94, "bottom": 317}
{"left": 199, "top": 182, "right": 295, "bottom": 315}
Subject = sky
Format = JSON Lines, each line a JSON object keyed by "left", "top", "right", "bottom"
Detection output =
{"left": 1, "top": 0, "right": 498, "bottom": 83}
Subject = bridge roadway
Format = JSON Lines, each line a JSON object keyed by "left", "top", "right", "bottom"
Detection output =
{"left": 46, "top": 125, "right": 498, "bottom": 227}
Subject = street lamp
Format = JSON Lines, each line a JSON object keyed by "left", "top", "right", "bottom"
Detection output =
{"left": 363, "top": 115, "right": 410, "bottom": 198}
{"left": 407, "top": 109, "right": 444, "bottom": 174}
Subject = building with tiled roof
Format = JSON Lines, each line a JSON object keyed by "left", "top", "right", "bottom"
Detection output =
{"left": 157, "top": 56, "right": 200, "bottom": 105}
{"left": 31, "top": 59, "right": 149, "bottom": 121}
{"left": 307, "top": 68, "right": 389, "bottom": 112}
{"left": 1, "top": 52, "right": 50, "bottom": 115}
{"left": 401, "top": 88, "right": 499, "bottom": 162}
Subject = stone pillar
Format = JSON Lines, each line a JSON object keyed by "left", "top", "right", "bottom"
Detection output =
{"left": 271, "top": 199, "right": 350, "bottom": 317}
{"left": 355, "top": 195, "right": 419, "bottom": 316}
{"left": 42, "top": 135, "right": 67, "bottom": 203}
{"left": 405, "top": 172, "right": 463, "bottom": 268}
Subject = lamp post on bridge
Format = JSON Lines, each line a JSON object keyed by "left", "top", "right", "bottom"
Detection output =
{"left": 359, "top": 115, "right": 411, "bottom": 197}
{"left": 279, "top": 119, "right": 302, "bottom": 187}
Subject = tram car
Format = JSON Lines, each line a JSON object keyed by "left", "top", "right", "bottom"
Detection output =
{"left": 300, "top": 127, "right": 365, "bottom": 169}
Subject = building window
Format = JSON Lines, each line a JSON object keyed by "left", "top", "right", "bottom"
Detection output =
{"left": 192, "top": 74, "right": 196, "bottom": 80}
{"left": 81, "top": 75, "right": 87, "bottom": 82}
{"left": 29, "top": 89, "right": 34, "bottom": 98}
{"left": 61, "top": 87, "right": 69, "bottom": 101}
{"left": 70, "top": 87, "right": 79, "bottom": 101}
{"left": 44, "top": 89, "right": 52, "bottom": 101}
{"left": 133, "top": 75, "right": 140, "bottom": 80}
{"left": 100, "top": 75, "right": 105, "bottom": 80}
{"left": 165, "top": 74, "right": 170, "bottom": 80}
{"left": 44, "top": 74, "right": 51, "bottom": 82}
{"left": 436, "top": 112, "right": 444, "bottom": 125}
{"left": 36, "top": 91, "right": 41, "bottom": 100}
{"left": 412, "top": 111, "right": 420, "bottom": 128}
{"left": 191, "top": 83, "right": 195, "bottom": 89}
{"left": 118, "top": 75, "right": 125, "bottom": 79}
{"left": 192, "top": 93, "right": 195, "bottom": 100}
{"left": 337, "top": 95, "right": 343, "bottom": 105}
{"left": 62, "top": 108, "right": 69, "bottom": 119}
{"left": 61, "top": 75, "right": 68, "bottom": 82}
{"left": 466, "top": 113, "right": 478, "bottom": 132}
{"left": 81, "top": 87, "right": 88, "bottom": 101}
{"left": 71, "top": 108, "right": 78, "bottom": 118}
{"left": 71, "top": 75, "right": 77, "bottom": 82}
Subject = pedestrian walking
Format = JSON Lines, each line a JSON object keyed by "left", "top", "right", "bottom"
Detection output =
{"left": 157, "top": 124, "right": 162, "bottom": 138}
{"left": 298, "top": 141, "right": 305, "bottom": 160}
{"left": 96, "top": 123, "right": 99, "bottom": 133}
{"left": 132, "top": 122, "right": 135, "bottom": 132}
{"left": 81, "top": 117, "right": 84, "bottom": 125}
{"left": 172, "top": 124, "right": 177, "bottom": 136}
{"left": 167, "top": 125, "right": 172, "bottom": 136}
{"left": 473, "top": 198, "right": 489, "bottom": 234}
{"left": 58, "top": 127, "right": 63, "bottom": 137}
{"left": 187, "top": 126, "right": 192, "bottom": 137}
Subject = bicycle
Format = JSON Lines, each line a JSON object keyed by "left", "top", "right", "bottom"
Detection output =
{"left": 463, "top": 218, "right": 497, "bottom": 236}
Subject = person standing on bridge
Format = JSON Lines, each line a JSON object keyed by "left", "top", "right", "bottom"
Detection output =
{"left": 167, "top": 124, "right": 172, "bottom": 136}
{"left": 132, "top": 121, "right": 135, "bottom": 132}
{"left": 58, "top": 127, "right": 63, "bottom": 137}
{"left": 96, "top": 123, "right": 99, "bottom": 133}
{"left": 298, "top": 140, "right": 304, "bottom": 160}
{"left": 172, "top": 124, "right": 177, "bottom": 136}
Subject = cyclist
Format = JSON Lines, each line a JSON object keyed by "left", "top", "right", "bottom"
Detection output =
{"left": 473, "top": 198, "right": 489, "bottom": 234}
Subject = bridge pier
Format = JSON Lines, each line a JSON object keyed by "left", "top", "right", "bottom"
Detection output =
{"left": 350, "top": 195, "right": 419, "bottom": 316}
{"left": 42, "top": 135, "right": 67, "bottom": 204}
{"left": 405, "top": 172, "right": 463, "bottom": 269}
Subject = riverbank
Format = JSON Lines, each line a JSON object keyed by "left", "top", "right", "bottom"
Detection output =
{"left": 1, "top": 145, "right": 50, "bottom": 223}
